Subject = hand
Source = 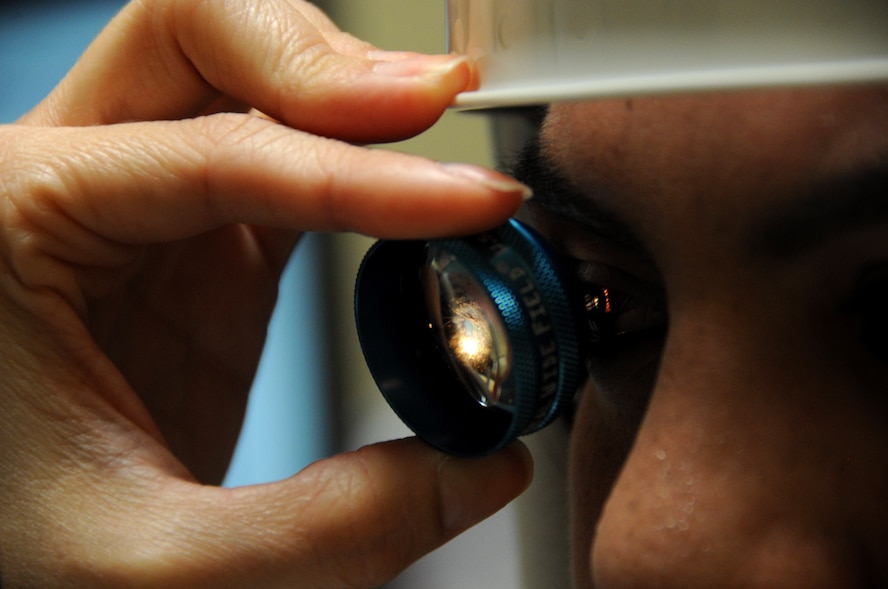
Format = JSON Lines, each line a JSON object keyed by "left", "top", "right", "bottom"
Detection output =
{"left": 0, "top": 1, "right": 532, "bottom": 586}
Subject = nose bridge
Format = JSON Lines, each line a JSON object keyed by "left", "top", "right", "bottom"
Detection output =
{"left": 589, "top": 301, "right": 865, "bottom": 588}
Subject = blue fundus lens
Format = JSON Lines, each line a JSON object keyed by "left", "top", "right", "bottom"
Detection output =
{"left": 354, "top": 219, "right": 585, "bottom": 457}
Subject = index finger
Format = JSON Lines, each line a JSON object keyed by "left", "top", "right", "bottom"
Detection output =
{"left": 4, "top": 116, "right": 529, "bottom": 244}
{"left": 22, "top": 0, "right": 474, "bottom": 143}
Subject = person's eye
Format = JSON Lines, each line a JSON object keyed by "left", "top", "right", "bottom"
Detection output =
{"left": 845, "top": 264, "right": 888, "bottom": 365}
{"left": 565, "top": 261, "right": 667, "bottom": 422}
{"left": 566, "top": 259, "right": 668, "bottom": 353}
{"left": 556, "top": 258, "right": 665, "bottom": 426}
{"left": 583, "top": 285, "right": 668, "bottom": 346}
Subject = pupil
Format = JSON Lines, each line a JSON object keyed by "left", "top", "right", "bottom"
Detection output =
{"left": 423, "top": 245, "right": 513, "bottom": 409}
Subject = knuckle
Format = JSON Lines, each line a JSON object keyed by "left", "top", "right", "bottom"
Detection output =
{"left": 294, "top": 446, "right": 431, "bottom": 587}
{"left": 0, "top": 134, "right": 78, "bottom": 295}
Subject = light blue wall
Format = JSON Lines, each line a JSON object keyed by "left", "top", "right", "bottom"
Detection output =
{"left": 1, "top": 1, "right": 124, "bottom": 120}
{"left": 224, "top": 235, "right": 333, "bottom": 486}
{"left": 1, "top": 0, "right": 332, "bottom": 486}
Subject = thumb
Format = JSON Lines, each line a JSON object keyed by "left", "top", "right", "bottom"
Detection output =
{"left": 112, "top": 439, "right": 533, "bottom": 588}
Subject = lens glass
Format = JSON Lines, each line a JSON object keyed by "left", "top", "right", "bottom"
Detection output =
{"left": 423, "top": 245, "right": 513, "bottom": 409}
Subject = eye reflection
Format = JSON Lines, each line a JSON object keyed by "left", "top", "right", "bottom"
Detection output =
{"left": 584, "top": 284, "right": 668, "bottom": 344}
{"left": 584, "top": 286, "right": 616, "bottom": 342}
{"left": 423, "top": 245, "right": 514, "bottom": 409}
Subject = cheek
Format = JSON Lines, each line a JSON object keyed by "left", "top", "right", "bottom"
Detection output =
{"left": 569, "top": 337, "right": 663, "bottom": 587}
{"left": 569, "top": 374, "right": 651, "bottom": 588}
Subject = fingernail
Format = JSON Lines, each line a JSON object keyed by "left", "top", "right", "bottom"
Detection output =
{"left": 441, "top": 163, "right": 534, "bottom": 200}
{"left": 373, "top": 54, "right": 469, "bottom": 79}
{"left": 438, "top": 443, "right": 534, "bottom": 531}
{"left": 366, "top": 49, "right": 422, "bottom": 61}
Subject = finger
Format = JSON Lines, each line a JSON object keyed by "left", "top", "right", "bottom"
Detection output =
{"left": 4, "top": 116, "right": 528, "bottom": 249}
{"left": 23, "top": 0, "right": 473, "bottom": 143}
{"left": 105, "top": 439, "right": 532, "bottom": 588}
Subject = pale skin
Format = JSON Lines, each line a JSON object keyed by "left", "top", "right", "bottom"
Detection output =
{"left": 0, "top": 1, "right": 533, "bottom": 587}
{"left": 518, "top": 88, "right": 888, "bottom": 587}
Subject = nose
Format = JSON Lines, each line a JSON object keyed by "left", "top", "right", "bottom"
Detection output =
{"left": 587, "top": 309, "right": 879, "bottom": 588}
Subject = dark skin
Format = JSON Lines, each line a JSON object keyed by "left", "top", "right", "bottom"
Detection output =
{"left": 517, "top": 87, "right": 888, "bottom": 587}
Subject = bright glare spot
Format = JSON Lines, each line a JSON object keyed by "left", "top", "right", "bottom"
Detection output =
{"left": 457, "top": 334, "right": 483, "bottom": 361}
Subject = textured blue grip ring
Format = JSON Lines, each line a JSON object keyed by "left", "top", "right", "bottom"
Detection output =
{"left": 354, "top": 219, "right": 584, "bottom": 457}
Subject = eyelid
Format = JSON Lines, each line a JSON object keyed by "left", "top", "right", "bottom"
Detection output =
{"left": 512, "top": 138, "right": 650, "bottom": 256}
{"left": 523, "top": 206, "right": 663, "bottom": 290}
{"left": 564, "top": 257, "right": 667, "bottom": 311}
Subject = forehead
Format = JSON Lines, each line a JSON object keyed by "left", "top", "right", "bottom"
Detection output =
{"left": 543, "top": 86, "right": 888, "bottom": 199}
{"left": 538, "top": 86, "right": 888, "bottom": 254}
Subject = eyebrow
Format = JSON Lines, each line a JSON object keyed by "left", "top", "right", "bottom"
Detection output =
{"left": 752, "top": 165, "right": 888, "bottom": 259}
{"left": 513, "top": 137, "right": 888, "bottom": 262}
{"left": 510, "top": 137, "right": 649, "bottom": 255}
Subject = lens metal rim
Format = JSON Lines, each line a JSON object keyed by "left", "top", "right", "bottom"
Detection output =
{"left": 354, "top": 219, "right": 584, "bottom": 456}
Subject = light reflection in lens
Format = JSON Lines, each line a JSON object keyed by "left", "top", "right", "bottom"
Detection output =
{"left": 423, "top": 245, "right": 513, "bottom": 409}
